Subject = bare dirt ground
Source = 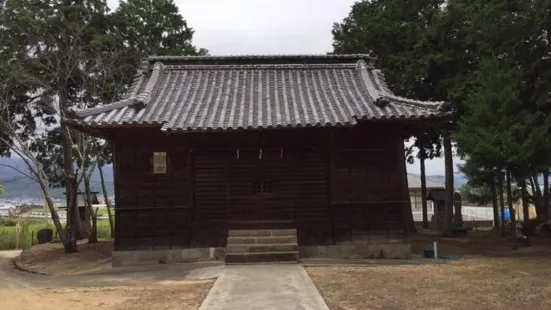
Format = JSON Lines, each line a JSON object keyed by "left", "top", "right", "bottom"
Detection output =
{"left": 0, "top": 282, "right": 214, "bottom": 310}
{"left": 308, "top": 231, "right": 551, "bottom": 310}
{"left": 0, "top": 242, "right": 220, "bottom": 310}
{"left": 18, "top": 240, "right": 113, "bottom": 275}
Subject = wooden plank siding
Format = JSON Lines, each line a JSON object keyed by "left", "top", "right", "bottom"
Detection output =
{"left": 111, "top": 124, "right": 410, "bottom": 251}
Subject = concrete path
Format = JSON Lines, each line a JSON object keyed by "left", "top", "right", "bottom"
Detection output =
{"left": 199, "top": 264, "right": 330, "bottom": 310}
{"left": 0, "top": 250, "right": 222, "bottom": 290}
{"left": 0, "top": 250, "right": 39, "bottom": 290}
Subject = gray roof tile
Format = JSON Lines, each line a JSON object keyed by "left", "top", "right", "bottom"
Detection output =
{"left": 73, "top": 55, "right": 450, "bottom": 131}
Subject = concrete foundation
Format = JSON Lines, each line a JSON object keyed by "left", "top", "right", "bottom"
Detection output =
{"left": 298, "top": 242, "right": 412, "bottom": 260}
{"left": 112, "top": 242, "right": 411, "bottom": 267}
{"left": 112, "top": 247, "right": 226, "bottom": 267}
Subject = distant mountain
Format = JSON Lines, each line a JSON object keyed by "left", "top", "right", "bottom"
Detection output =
{"left": 1, "top": 156, "right": 468, "bottom": 200}
{"left": 0, "top": 157, "right": 114, "bottom": 200}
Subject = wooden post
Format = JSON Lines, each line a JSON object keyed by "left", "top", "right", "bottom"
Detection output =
{"left": 506, "top": 169, "right": 518, "bottom": 249}
{"left": 497, "top": 171, "right": 506, "bottom": 236}
{"left": 442, "top": 130, "right": 454, "bottom": 236}
{"left": 490, "top": 177, "right": 499, "bottom": 231}
{"left": 327, "top": 130, "right": 335, "bottom": 244}
{"left": 15, "top": 221, "right": 20, "bottom": 250}
{"left": 397, "top": 139, "right": 413, "bottom": 239}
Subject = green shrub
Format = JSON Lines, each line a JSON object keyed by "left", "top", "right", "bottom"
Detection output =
{"left": 0, "top": 219, "right": 114, "bottom": 250}
{"left": 0, "top": 219, "right": 17, "bottom": 227}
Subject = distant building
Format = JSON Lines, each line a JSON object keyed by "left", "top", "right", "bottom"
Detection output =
{"left": 407, "top": 174, "right": 445, "bottom": 212}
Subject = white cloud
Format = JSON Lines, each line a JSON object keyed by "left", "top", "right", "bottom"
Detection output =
{"left": 106, "top": 0, "right": 459, "bottom": 175}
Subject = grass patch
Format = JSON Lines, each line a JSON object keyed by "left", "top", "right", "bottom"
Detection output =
{"left": 31, "top": 207, "right": 115, "bottom": 217}
{"left": 0, "top": 218, "right": 113, "bottom": 250}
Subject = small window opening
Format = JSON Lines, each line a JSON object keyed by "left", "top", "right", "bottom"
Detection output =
{"left": 153, "top": 152, "right": 167, "bottom": 174}
{"left": 252, "top": 181, "right": 262, "bottom": 193}
{"left": 252, "top": 180, "right": 272, "bottom": 194}
{"left": 263, "top": 181, "right": 272, "bottom": 193}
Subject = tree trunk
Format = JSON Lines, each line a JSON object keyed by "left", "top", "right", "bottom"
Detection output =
{"left": 64, "top": 174, "right": 78, "bottom": 253}
{"left": 521, "top": 180, "right": 530, "bottom": 226}
{"left": 543, "top": 170, "right": 550, "bottom": 218}
{"left": 38, "top": 177, "right": 66, "bottom": 245}
{"left": 98, "top": 165, "right": 114, "bottom": 238}
{"left": 498, "top": 170, "right": 506, "bottom": 236}
{"left": 490, "top": 176, "right": 499, "bottom": 231}
{"left": 420, "top": 148, "right": 429, "bottom": 229}
{"left": 532, "top": 172, "right": 546, "bottom": 221}
{"left": 506, "top": 169, "right": 517, "bottom": 250}
{"left": 529, "top": 176, "right": 536, "bottom": 201}
{"left": 60, "top": 87, "right": 78, "bottom": 253}
{"left": 84, "top": 174, "right": 98, "bottom": 244}
{"left": 442, "top": 133, "right": 454, "bottom": 236}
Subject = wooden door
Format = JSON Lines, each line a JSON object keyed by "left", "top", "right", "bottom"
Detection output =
{"left": 228, "top": 148, "right": 296, "bottom": 228}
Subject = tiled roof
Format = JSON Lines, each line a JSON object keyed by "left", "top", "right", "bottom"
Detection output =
{"left": 73, "top": 54, "right": 451, "bottom": 132}
{"left": 407, "top": 174, "right": 445, "bottom": 190}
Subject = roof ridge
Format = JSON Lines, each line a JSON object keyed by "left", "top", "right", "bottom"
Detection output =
{"left": 163, "top": 63, "right": 358, "bottom": 70}
{"left": 147, "top": 54, "right": 373, "bottom": 61}
{"left": 355, "top": 59, "right": 388, "bottom": 107}
{"left": 133, "top": 61, "right": 164, "bottom": 108}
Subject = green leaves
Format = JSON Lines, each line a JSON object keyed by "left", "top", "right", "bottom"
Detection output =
{"left": 451, "top": 0, "right": 551, "bottom": 180}
{"left": 334, "top": 0, "right": 551, "bottom": 186}
{"left": 1, "top": 0, "right": 206, "bottom": 187}
{"left": 332, "top": 0, "right": 449, "bottom": 161}
{"left": 333, "top": 0, "right": 447, "bottom": 101}
{"left": 111, "top": 0, "right": 207, "bottom": 59}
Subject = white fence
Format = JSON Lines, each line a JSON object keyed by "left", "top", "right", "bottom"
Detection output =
{"left": 412, "top": 205, "right": 494, "bottom": 223}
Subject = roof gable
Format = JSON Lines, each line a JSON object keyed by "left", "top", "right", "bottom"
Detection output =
{"left": 73, "top": 54, "right": 450, "bottom": 132}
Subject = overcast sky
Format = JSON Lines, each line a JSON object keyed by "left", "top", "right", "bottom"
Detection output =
{"left": 106, "top": 0, "right": 461, "bottom": 175}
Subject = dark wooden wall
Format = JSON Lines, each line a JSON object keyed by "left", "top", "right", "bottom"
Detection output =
{"left": 111, "top": 123, "right": 409, "bottom": 251}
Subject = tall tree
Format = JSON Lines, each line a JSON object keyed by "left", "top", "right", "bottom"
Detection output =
{"left": 109, "top": 0, "right": 207, "bottom": 85}
{"left": 333, "top": 0, "right": 460, "bottom": 234}
{"left": 0, "top": 0, "right": 120, "bottom": 252}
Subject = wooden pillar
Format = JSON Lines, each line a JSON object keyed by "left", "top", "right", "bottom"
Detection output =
{"left": 442, "top": 130, "right": 454, "bottom": 236}
{"left": 397, "top": 139, "right": 414, "bottom": 238}
{"left": 111, "top": 137, "right": 120, "bottom": 250}
{"left": 327, "top": 130, "right": 335, "bottom": 244}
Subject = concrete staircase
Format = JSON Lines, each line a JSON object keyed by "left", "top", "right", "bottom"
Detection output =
{"left": 225, "top": 228, "right": 299, "bottom": 264}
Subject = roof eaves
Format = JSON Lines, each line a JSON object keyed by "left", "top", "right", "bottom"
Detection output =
{"left": 72, "top": 62, "right": 164, "bottom": 119}
{"left": 371, "top": 69, "right": 450, "bottom": 112}
{"left": 356, "top": 60, "right": 450, "bottom": 114}
{"left": 73, "top": 98, "right": 137, "bottom": 118}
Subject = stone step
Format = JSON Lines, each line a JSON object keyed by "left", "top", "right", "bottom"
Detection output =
{"left": 226, "top": 243, "right": 298, "bottom": 254}
{"left": 225, "top": 251, "right": 299, "bottom": 264}
{"left": 227, "top": 235, "right": 298, "bottom": 245}
{"left": 227, "top": 229, "right": 297, "bottom": 237}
